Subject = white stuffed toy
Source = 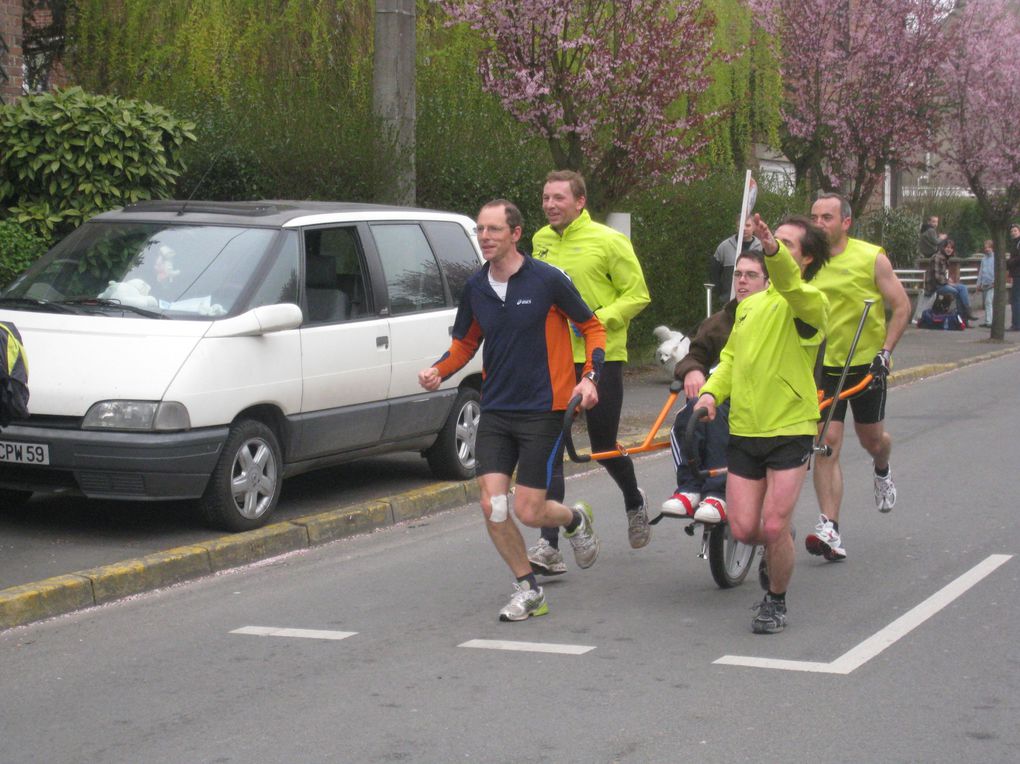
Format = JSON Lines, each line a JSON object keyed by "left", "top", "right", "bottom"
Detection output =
{"left": 98, "top": 278, "right": 160, "bottom": 310}
{"left": 653, "top": 325, "right": 690, "bottom": 376}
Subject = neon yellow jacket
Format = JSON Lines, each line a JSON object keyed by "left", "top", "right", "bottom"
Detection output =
{"left": 533, "top": 210, "right": 650, "bottom": 362}
{"left": 700, "top": 242, "right": 829, "bottom": 438}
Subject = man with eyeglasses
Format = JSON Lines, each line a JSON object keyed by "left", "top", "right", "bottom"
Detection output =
{"left": 418, "top": 199, "right": 606, "bottom": 622}
{"left": 807, "top": 193, "right": 911, "bottom": 562}
{"left": 662, "top": 250, "right": 770, "bottom": 523}
{"left": 527, "top": 170, "right": 652, "bottom": 578}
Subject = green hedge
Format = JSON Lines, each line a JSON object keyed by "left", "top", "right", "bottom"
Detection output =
{"left": 0, "top": 87, "right": 195, "bottom": 239}
{"left": 0, "top": 219, "right": 49, "bottom": 288}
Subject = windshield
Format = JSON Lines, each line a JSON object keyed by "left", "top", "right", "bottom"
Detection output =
{"left": 1, "top": 221, "right": 287, "bottom": 319}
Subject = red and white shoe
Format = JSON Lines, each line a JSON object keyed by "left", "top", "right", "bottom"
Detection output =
{"left": 694, "top": 496, "right": 727, "bottom": 523}
{"left": 661, "top": 491, "right": 699, "bottom": 517}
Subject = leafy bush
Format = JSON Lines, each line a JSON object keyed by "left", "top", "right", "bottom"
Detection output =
{"left": 0, "top": 87, "right": 196, "bottom": 239}
{"left": 0, "top": 219, "right": 49, "bottom": 288}
{"left": 854, "top": 206, "right": 922, "bottom": 269}
{"left": 898, "top": 193, "right": 989, "bottom": 261}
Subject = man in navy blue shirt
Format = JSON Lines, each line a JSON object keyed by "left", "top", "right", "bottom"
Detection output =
{"left": 418, "top": 199, "right": 606, "bottom": 622}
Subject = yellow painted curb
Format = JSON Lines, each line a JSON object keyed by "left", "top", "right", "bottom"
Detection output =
{"left": 388, "top": 482, "right": 470, "bottom": 523}
{"left": 197, "top": 523, "right": 310, "bottom": 572}
{"left": 80, "top": 545, "right": 213, "bottom": 605}
{"left": 292, "top": 501, "right": 391, "bottom": 545}
{"left": 0, "top": 574, "right": 94, "bottom": 630}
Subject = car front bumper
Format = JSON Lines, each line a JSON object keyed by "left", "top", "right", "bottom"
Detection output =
{"left": 0, "top": 424, "right": 230, "bottom": 500}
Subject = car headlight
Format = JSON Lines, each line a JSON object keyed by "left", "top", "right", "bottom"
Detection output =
{"left": 82, "top": 401, "right": 191, "bottom": 431}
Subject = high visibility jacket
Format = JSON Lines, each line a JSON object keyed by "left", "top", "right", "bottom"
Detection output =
{"left": 700, "top": 243, "right": 828, "bottom": 438}
{"left": 533, "top": 210, "right": 649, "bottom": 362}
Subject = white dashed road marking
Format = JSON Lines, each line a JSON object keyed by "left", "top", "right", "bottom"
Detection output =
{"left": 715, "top": 553, "right": 1013, "bottom": 674}
{"left": 459, "top": 639, "right": 595, "bottom": 655}
{"left": 231, "top": 626, "right": 358, "bottom": 641}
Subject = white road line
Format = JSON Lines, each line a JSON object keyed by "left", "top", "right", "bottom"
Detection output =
{"left": 715, "top": 553, "right": 1013, "bottom": 674}
{"left": 231, "top": 626, "right": 357, "bottom": 641}
{"left": 459, "top": 639, "right": 595, "bottom": 655}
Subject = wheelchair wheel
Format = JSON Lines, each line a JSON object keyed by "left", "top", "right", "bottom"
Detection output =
{"left": 708, "top": 523, "right": 758, "bottom": 589}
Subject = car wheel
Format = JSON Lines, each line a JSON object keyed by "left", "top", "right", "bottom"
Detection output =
{"left": 425, "top": 387, "right": 480, "bottom": 480}
{"left": 0, "top": 488, "right": 33, "bottom": 509}
{"left": 200, "top": 419, "right": 282, "bottom": 532}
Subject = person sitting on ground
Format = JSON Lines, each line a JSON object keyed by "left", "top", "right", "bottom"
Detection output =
{"left": 662, "top": 250, "right": 769, "bottom": 523}
{"left": 924, "top": 238, "right": 978, "bottom": 322}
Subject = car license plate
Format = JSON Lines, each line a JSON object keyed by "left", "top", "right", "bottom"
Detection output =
{"left": 0, "top": 440, "right": 50, "bottom": 465}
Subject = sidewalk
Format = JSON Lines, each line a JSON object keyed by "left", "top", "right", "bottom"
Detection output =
{"left": 3, "top": 324, "right": 1018, "bottom": 631}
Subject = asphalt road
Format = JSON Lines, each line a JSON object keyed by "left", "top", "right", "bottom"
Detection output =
{"left": 2, "top": 352, "right": 1017, "bottom": 763}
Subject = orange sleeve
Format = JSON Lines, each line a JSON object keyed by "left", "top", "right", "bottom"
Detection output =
{"left": 433, "top": 319, "right": 484, "bottom": 380}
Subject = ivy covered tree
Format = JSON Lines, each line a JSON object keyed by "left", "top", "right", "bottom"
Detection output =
{"left": 938, "top": 0, "right": 1020, "bottom": 340}
{"left": 437, "top": 0, "right": 728, "bottom": 211}
{"left": 752, "top": 0, "right": 950, "bottom": 216}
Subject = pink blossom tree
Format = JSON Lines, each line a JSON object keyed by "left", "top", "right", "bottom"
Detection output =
{"left": 435, "top": 0, "right": 725, "bottom": 210}
{"left": 938, "top": 0, "right": 1020, "bottom": 339}
{"left": 751, "top": 0, "right": 949, "bottom": 216}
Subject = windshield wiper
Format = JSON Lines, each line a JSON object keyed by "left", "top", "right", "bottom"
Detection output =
{"left": 59, "top": 298, "right": 166, "bottom": 319}
{"left": 0, "top": 296, "right": 79, "bottom": 314}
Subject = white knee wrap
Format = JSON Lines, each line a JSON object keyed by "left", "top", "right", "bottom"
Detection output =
{"left": 489, "top": 493, "right": 509, "bottom": 523}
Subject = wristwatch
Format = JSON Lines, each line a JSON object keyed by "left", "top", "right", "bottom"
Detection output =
{"left": 583, "top": 370, "right": 599, "bottom": 385}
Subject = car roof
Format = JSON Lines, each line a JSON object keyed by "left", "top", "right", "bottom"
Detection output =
{"left": 90, "top": 200, "right": 475, "bottom": 229}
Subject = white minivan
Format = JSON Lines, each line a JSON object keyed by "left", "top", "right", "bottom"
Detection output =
{"left": 0, "top": 200, "right": 484, "bottom": 530}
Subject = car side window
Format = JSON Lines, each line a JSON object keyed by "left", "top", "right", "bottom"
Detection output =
{"left": 247, "top": 231, "right": 299, "bottom": 310}
{"left": 422, "top": 221, "right": 481, "bottom": 305}
{"left": 370, "top": 223, "right": 445, "bottom": 315}
{"left": 303, "top": 227, "right": 369, "bottom": 323}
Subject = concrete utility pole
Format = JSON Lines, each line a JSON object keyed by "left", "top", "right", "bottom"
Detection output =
{"left": 373, "top": 0, "right": 416, "bottom": 206}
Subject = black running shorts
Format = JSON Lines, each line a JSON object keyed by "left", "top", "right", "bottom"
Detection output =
{"left": 727, "top": 434, "right": 814, "bottom": 480}
{"left": 475, "top": 410, "right": 565, "bottom": 491}
{"left": 819, "top": 365, "right": 887, "bottom": 424}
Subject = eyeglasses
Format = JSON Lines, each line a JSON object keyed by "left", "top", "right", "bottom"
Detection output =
{"left": 733, "top": 270, "right": 763, "bottom": 281}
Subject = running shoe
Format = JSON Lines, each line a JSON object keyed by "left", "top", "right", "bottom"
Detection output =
{"left": 751, "top": 596, "right": 787, "bottom": 634}
{"left": 662, "top": 491, "right": 700, "bottom": 516}
{"left": 805, "top": 513, "right": 846, "bottom": 561}
{"left": 565, "top": 501, "right": 600, "bottom": 569}
{"left": 499, "top": 583, "right": 549, "bottom": 622}
{"left": 626, "top": 488, "right": 652, "bottom": 549}
{"left": 874, "top": 467, "right": 897, "bottom": 513}
{"left": 527, "top": 538, "right": 567, "bottom": 576}
{"left": 693, "top": 496, "right": 727, "bottom": 524}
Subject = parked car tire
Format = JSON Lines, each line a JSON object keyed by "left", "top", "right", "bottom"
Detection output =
{"left": 0, "top": 487, "right": 32, "bottom": 509}
{"left": 425, "top": 387, "right": 480, "bottom": 480}
{"left": 200, "top": 419, "right": 282, "bottom": 532}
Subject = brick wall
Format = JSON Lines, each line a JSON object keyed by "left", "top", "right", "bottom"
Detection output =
{"left": 0, "top": 0, "right": 23, "bottom": 103}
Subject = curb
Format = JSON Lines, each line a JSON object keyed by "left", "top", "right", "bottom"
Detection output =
{"left": 3, "top": 347, "right": 1018, "bottom": 631}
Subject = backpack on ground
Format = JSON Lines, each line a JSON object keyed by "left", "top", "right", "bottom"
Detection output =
{"left": 917, "top": 308, "right": 965, "bottom": 331}
{"left": 0, "top": 321, "right": 30, "bottom": 427}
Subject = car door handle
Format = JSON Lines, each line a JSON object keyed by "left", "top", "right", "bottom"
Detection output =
{"left": 377, "top": 335, "right": 389, "bottom": 348}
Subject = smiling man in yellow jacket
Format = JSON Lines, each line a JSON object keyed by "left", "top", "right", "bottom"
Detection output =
{"left": 526, "top": 170, "right": 652, "bottom": 577}
{"left": 696, "top": 213, "right": 830, "bottom": 635}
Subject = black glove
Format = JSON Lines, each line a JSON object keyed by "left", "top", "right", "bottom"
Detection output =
{"left": 869, "top": 349, "right": 891, "bottom": 380}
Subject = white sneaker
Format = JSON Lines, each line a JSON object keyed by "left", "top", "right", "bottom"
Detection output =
{"left": 662, "top": 491, "right": 700, "bottom": 516}
{"left": 805, "top": 513, "right": 846, "bottom": 561}
{"left": 498, "top": 583, "right": 548, "bottom": 622}
{"left": 874, "top": 467, "right": 896, "bottom": 513}
{"left": 694, "top": 496, "right": 727, "bottom": 523}
{"left": 527, "top": 538, "right": 567, "bottom": 576}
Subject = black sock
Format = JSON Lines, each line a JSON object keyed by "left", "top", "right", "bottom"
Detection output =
{"left": 767, "top": 590, "right": 786, "bottom": 604}
{"left": 564, "top": 509, "right": 581, "bottom": 534}
{"left": 875, "top": 464, "right": 889, "bottom": 477}
{"left": 540, "top": 526, "right": 560, "bottom": 550}
{"left": 517, "top": 573, "right": 539, "bottom": 591}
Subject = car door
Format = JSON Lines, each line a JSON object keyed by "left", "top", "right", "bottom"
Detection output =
{"left": 295, "top": 225, "right": 391, "bottom": 460}
{"left": 367, "top": 221, "right": 465, "bottom": 442}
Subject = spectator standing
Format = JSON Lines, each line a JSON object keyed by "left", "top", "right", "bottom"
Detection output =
{"left": 1007, "top": 223, "right": 1020, "bottom": 331}
{"left": 527, "top": 170, "right": 652, "bottom": 578}
{"left": 918, "top": 215, "right": 942, "bottom": 258}
{"left": 977, "top": 239, "right": 995, "bottom": 327}
{"left": 711, "top": 216, "right": 763, "bottom": 306}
